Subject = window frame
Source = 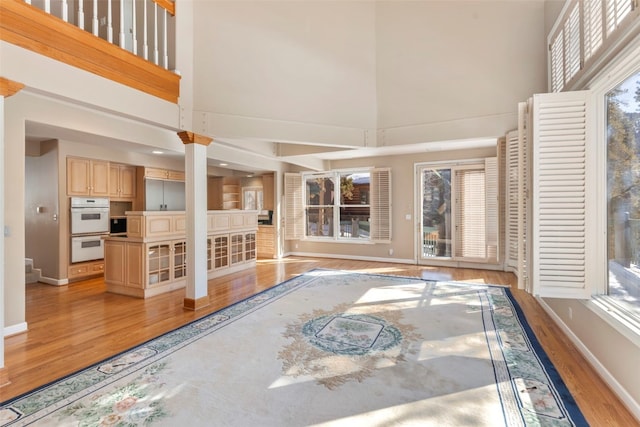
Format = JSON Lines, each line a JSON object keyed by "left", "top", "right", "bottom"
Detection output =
{"left": 585, "top": 34, "right": 640, "bottom": 342}
{"left": 285, "top": 168, "right": 391, "bottom": 244}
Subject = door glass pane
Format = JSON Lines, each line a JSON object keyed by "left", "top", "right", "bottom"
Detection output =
{"left": 339, "top": 173, "right": 370, "bottom": 239}
{"left": 421, "top": 168, "right": 451, "bottom": 258}
{"left": 606, "top": 70, "right": 640, "bottom": 317}
{"left": 305, "top": 176, "right": 335, "bottom": 237}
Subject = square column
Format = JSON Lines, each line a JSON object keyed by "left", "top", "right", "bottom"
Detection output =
{"left": 178, "top": 131, "right": 212, "bottom": 310}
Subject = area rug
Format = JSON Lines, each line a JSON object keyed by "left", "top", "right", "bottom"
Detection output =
{"left": 0, "top": 269, "right": 588, "bottom": 426}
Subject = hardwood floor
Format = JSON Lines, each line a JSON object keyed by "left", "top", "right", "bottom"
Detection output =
{"left": 1, "top": 257, "right": 638, "bottom": 425}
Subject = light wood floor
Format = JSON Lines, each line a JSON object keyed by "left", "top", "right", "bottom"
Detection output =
{"left": 1, "top": 257, "right": 638, "bottom": 425}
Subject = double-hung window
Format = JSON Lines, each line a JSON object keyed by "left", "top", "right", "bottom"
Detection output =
{"left": 285, "top": 168, "right": 391, "bottom": 243}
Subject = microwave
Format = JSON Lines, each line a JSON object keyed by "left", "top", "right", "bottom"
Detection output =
{"left": 110, "top": 217, "right": 127, "bottom": 235}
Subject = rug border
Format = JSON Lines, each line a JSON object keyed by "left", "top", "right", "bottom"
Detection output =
{"left": 502, "top": 287, "right": 589, "bottom": 426}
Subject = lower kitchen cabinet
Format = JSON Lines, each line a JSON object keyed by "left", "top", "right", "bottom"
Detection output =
{"left": 68, "top": 259, "right": 105, "bottom": 281}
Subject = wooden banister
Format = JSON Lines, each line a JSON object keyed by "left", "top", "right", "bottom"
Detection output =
{"left": 153, "top": 0, "right": 175, "bottom": 16}
{"left": 0, "top": 0, "right": 180, "bottom": 103}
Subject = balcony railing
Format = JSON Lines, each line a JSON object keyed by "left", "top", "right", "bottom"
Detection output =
{"left": 23, "top": 0, "right": 175, "bottom": 71}
{"left": 1, "top": 0, "right": 180, "bottom": 103}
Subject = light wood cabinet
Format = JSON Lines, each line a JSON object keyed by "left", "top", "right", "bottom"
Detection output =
{"left": 142, "top": 167, "right": 184, "bottom": 181}
{"left": 67, "top": 157, "right": 110, "bottom": 196}
{"left": 262, "top": 173, "right": 275, "bottom": 211}
{"left": 257, "top": 225, "right": 275, "bottom": 258}
{"left": 109, "top": 163, "right": 136, "bottom": 200}
{"left": 68, "top": 259, "right": 105, "bottom": 281}
{"left": 105, "top": 211, "right": 258, "bottom": 298}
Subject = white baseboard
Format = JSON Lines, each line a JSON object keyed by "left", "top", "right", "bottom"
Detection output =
{"left": 4, "top": 322, "right": 27, "bottom": 337}
{"left": 37, "top": 276, "right": 69, "bottom": 286}
{"left": 283, "top": 251, "right": 415, "bottom": 265}
{"left": 536, "top": 297, "right": 640, "bottom": 422}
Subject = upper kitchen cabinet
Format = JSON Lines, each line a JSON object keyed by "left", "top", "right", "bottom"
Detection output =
{"left": 67, "top": 157, "right": 110, "bottom": 196}
{"left": 110, "top": 163, "right": 136, "bottom": 201}
{"left": 142, "top": 167, "right": 185, "bottom": 181}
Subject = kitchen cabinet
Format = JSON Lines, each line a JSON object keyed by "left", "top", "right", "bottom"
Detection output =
{"left": 104, "top": 211, "right": 258, "bottom": 298}
{"left": 109, "top": 163, "right": 136, "bottom": 200}
{"left": 257, "top": 225, "right": 275, "bottom": 258}
{"left": 68, "top": 259, "right": 105, "bottom": 281}
{"left": 262, "top": 173, "right": 275, "bottom": 211}
{"left": 142, "top": 167, "right": 185, "bottom": 181}
{"left": 66, "top": 157, "right": 110, "bottom": 196}
{"left": 145, "top": 179, "right": 185, "bottom": 211}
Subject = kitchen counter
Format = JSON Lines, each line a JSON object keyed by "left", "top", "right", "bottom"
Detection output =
{"left": 104, "top": 210, "right": 259, "bottom": 298}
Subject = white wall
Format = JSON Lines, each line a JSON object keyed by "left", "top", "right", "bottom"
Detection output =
{"left": 192, "top": 1, "right": 548, "bottom": 147}
{"left": 193, "top": 1, "right": 377, "bottom": 132}
{"left": 376, "top": 0, "right": 547, "bottom": 145}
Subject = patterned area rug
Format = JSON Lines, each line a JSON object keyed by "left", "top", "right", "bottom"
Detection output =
{"left": 0, "top": 270, "right": 588, "bottom": 426}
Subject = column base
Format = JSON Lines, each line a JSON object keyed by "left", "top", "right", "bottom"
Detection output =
{"left": 183, "top": 295, "right": 210, "bottom": 311}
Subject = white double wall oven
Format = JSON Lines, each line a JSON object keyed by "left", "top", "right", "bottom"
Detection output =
{"left": 70, "top": 197, "right": 110, "bottom": 263}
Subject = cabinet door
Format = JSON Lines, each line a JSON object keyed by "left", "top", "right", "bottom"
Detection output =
{"left": 230, "top": 233, "right": 244, "bottom": 265}
{"left": 173, "top": 241, "right": 187, "bottom": 279}
{"left": 67, "top": 157, "right": 91, "bottom": 195}
{"left": 244, "top": 232, "right": 256, "bottom": 261}
{"left": 214, "top": 235, "right": 229, "bottom": 269}
{"left": 90, "top": 160, "right": 110, "bottom": 196}
{"left": 262, "top": 173, "right": 275, "bottom": 211}
{"left": 147, "top": 243, "right": 171, "bottom": 286}
{"left": 109, "top": 164, "right": 121, "bottom": 198}
{"left": 120, "top": 165, "right": 137, "bottom": 199}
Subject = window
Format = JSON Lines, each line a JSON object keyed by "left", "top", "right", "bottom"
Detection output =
{"left": 285, "top": 168, "right": 391, "bottom": 243}
{"left": 304, "top": 172, "right": 371, "bottom": 240}
{"left": 606, "top": 69, "right": 640, "bottom": 318}
{"left": 548, "top": 0, "right": 636, "bottom": 92}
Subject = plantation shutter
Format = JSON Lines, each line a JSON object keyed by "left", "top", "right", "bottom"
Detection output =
{"left": 583, "top": 0, "right": 604, "bottom": 61}
{"left": 485, "top": 157, "right": 499, "bottom": 263}
{"left": 454, "top": 167, "right": 487, "bottom": 260}
{"left": 370, "top": 167, "right": 391, "bottom": 242}
{"left": 505, "top": 130, "right": 520, "bottom": 271}
{"left": 284, "top": 173, "right": 304, "bottom": 240}
{"left": 605, "top": 0, "right": 634, "bottom": 36}
{"left": 498, "top": 137, "right": 507, "bottom": 265}
{"left": 531, "top": 90, "right": 594, "bottom": 298}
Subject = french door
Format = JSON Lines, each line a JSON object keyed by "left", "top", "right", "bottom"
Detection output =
{"left": 417, "top": 160, "right": 498, "bottom": 264}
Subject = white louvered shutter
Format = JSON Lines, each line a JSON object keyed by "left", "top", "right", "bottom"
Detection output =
{"left": 583, "top": 0, "right": 604, "bottom": 61}
{"left": 485, "top": 157, "right": 499, "bottom": 263}
{"left": 605, "top": 0, "right": 634, "bottom": 36}
{"left": 498, "top": 137, "right": 507, "bottom": 265}
{"left": 454, "top": 167, "right": 487, "bottom": 260}
{"left": 531, "top": 90, "right": 594, "bottom": 298}
{"left": 550, "top": 30, "right": 565, "bottom": 93}
{"left": 370, "top": 168, "right": 391, "bottom": 242}
{"left": 505, "top": 129, "right": 520, "bottom": 271}
{"left": 564, "top": 2, "right": 582, "bottom": 84}
{"left": 284, "top": 173, "right": 304, "bottom": 240}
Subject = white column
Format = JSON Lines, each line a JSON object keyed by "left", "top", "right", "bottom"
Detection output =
{"left": 179, "top": 132, "right": 212, "bottom": 310}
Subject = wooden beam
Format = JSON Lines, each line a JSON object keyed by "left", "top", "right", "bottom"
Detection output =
{"left": 0, "top": 0, "right": 180, "bottom": 103}
{"left": 0, "top": 77, "right": 25, "bottom": 97}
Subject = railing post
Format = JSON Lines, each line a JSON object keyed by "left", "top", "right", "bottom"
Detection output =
{"left": 61, "top": 0, "right": 68, "bottom": 22}
{"left": 154, "top": 2, "right": 159, "bottom": 65}
{"left": 78, "top": 0, "right": 85, "bottom": 30}
{"left": 108, "top": 0, "right": 113, "bottom": 43}
{"left": 132, "top": 0, "right": 138, "bottom": 55}
{"left": 44, "top": 0, "right": 50, "bottom": 14}
{"left": 119, "top": 0, "right": 126, "bottom": 49}
{"left": 143, "top": 0, "right": 149, "bottom": 60}
{"left": 163, "top": 9, "right": 168, "bottom": 68}
{"left": 92, "top": 0, "right": 98, "bottom": 36}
